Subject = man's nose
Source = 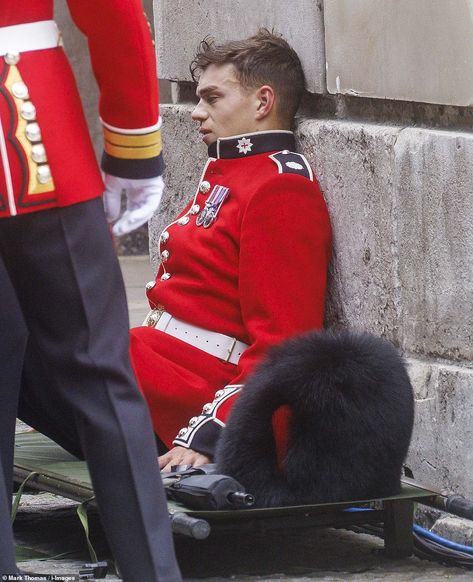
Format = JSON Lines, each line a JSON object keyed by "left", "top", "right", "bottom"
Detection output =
{"left": 192, "top": 101, "right": 208, "bottom": 121}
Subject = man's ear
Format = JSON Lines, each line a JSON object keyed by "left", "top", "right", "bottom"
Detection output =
{"left": 255, "top": 85, "right": 275, "bottom": 120}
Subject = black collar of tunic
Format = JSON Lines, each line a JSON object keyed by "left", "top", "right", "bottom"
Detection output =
{"left": 207, "top": 130, "right": 296, "bottom": 159}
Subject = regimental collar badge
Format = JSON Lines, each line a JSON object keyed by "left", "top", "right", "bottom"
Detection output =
{"left": 196, "top": 185, "right": 230, "bottom": 228}
{"left": 208, "top": 131, "right": 295, "bottom": 159}
{"left": 236, "top": 137, "right": 253, "bottom": 155}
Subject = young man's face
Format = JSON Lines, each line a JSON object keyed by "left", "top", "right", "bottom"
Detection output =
{"left": 192, "top": 63, "right": 260, "bottom": 145}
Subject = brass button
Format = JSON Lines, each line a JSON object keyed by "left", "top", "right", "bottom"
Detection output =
{"left": 160, "top": 231, "right": 169, "bottom": 244}
{"left": 161, "top": 250, "right": 170, "bottom": 262}
{"left": 145, "top": 280, "right": 155, "bottom": 291}
{"left": 177, "top": 216, "right": 189, "bottom": 226}
{"left": 160, "top": 272, "right": 171, "bottom": 281}
{"left": 36, "top": 165, "right": 51, "bottom": 184}
{"left": 31, "top": 144, "right": 47, "bottom": 164}
{"left": 215, "top": 390, "right": 224, "bottom": 399}
{"left": 178, "top": 428, "right": 187, "bottom": 437}
{"left": 4, "top": 52, "right": 20, "bottom": 66}
{"left": 190, "top": 204, "right": 200, "bottom": 215}
{"left": 25, "top": 122, "right": 41, "bottom": 142}
{"left": 11, "top": 81, "right": 29, "bottom": 99}
{"left": 199, "top": 180, "right": 211, "bottom": 194}
{"left": 188, "top": 416, "right": 199, "bottom": 427}
{"left": 202, "top": 403, "right": 212, "bottom": 414}
{"left": 20, "top": 101, "right": 36, "bottom": 121}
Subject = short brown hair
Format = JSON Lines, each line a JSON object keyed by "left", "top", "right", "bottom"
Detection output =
{"left": 190, "top": 28, "right": 306, "bottom": 124}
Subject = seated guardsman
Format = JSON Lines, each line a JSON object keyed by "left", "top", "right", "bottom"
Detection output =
{"left": 130, "top": 29, "right": 333, "bottom": 470}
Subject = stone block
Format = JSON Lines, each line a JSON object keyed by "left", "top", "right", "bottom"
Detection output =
{"left": 432, "top": 516, "right": 473, "bottom": 546}
{"left": 407, "top": 359, "right": 473, "bottom": 499}
{"left": 324, "top": 0, "right": 473, "bottom": 106}
{"left": 297, "top": 119, "right": 402, "bottom": 339}
{"left": 154, "top": 0, "right": 326, "bottom": 94}
{"left": 394, "top": 129, "right": 473, "bottom": 361}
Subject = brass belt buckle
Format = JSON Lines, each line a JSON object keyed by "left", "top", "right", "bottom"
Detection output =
{"left": 145, "top": 306, "right": 165, "bottom": 328}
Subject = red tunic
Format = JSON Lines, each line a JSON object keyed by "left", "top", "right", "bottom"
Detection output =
{"left": 0, "top": 0, "right": 161, "bottom": 218}
{"left": 130, "top": 131, "right": 332, "bottom": 456}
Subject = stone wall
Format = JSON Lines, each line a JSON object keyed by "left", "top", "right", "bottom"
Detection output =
{"left": 153, "top": 0, "right": 473, "bottom": 500}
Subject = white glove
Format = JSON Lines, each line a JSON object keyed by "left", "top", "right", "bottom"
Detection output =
{"left": 103, "top": 174, "right": 165, "bottom": 236}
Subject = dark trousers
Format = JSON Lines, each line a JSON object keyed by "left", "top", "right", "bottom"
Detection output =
{"left": 0, "top": 198, "right": 181, "bottom": 582}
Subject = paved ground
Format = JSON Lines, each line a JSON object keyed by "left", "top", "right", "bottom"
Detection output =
{"left": 12, "top": 257, "right": 473, "bottom": 581}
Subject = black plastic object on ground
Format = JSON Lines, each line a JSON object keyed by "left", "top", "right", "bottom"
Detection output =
{"left": 167, "top": 474, "right": 255, "bottom": 511}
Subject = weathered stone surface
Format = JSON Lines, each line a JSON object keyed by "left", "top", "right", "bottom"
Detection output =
{"left": 432, "top": 516, "right": 473, "bottom": 546}
{"left": 394, "top": 128, "right": 473, "bottom": 362}
{"left": 297, "top": 119, "right": 402, "bottom": 339}
{"left": 154, "top": 0, "right": 326, "bottom": 94}
{"left": 407, "top": 358, "right": 473, "bottom": 498}
{"left": 325, "top": 0, "right": 473, "bottom": 106}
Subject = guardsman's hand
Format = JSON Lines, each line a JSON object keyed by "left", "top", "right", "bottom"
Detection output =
{"left": 159, "top": 446, "right": 211, "bottom": 472}
{"left": 103, "top": 174, "right": 164, "bottom": 236}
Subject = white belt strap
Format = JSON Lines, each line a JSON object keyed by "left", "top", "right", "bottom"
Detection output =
{"left": 0, "top": 21, "right": 60, "bottom": 56}
{"left": 143, "top": 309, "right": 249, "bottom": 365}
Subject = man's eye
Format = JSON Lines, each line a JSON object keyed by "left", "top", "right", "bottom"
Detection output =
{"left": 207, "top": 96, "right": 217, "bottom": 104}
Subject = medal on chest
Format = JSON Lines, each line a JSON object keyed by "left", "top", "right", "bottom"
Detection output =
{"left": 196, "top": 185, "right": 230, "bottom": 228}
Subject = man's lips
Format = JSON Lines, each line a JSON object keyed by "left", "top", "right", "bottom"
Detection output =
{"left": 199, "top": 128, "right": 212, "bottom": 143}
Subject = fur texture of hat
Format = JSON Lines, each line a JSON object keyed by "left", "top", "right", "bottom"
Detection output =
{"left": 216, "top": 330, "right": 414, "bottom": 508}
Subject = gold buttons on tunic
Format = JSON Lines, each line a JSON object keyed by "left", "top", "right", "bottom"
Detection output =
{"left": 25, "top": 122, "right": 41, "bottom": 142}
{"left": 160, "top": 272, "right": 171, "bottom": 281}
{"left": 145, "top": 280, "right": 156, "bottom": 291}
{"left": 178, "top": 428, "right": 187, "bottom": 437}
{"left": 36, "top": 165, "right": 51, "bottom": 184}
{"left": 20, "top": 101, "right": 36, "bottom": 121}
{"left": 190, "top": 204, "right": 200, "bottom": 215}
{"left": 199, "top": 180, "right": 211, "bottom": 194}
{"left": 160, "top": 231, "right": 169, "bottom": 244}
{"left": 11, "top": 81, "right": 29, "bottom": 99}
{"left": 215, "top": 390, "right": 224, "bottom": 399}
{"left": 4, "top": 52, "right": 20, "bottom": 66}
{"left": 202, "top": 403, "right": 212, "bottom": 414}
{"left": 189, "top": 417, "right": 198, "bottom": 427}
{"left": 31, "top": 144, "right": 47, "bottom": 164}
{"left": 161, "top": 250, "right": 170, "bottom": 262}
{"left": 177, "top": 216, "right": 190, "bottom": 226}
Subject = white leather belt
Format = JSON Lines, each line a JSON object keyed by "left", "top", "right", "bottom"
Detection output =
{"left": 143, "top": 309, "right": 249, "bottom": 365}
{"left": 0, "top": 21, "right": 60, "bottom": 56}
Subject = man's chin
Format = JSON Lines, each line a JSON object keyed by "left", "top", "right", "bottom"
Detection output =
{"left": 202, "top": 133, "right": 216, "bottom": 146}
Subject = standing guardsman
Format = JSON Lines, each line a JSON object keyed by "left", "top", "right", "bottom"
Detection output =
{"left": 0, "top": 2, "right": 182, "bottom": 580}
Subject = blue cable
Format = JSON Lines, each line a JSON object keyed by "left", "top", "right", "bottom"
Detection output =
{"left": 413, "top": 524, "right": 473, "bottom": 555}
{"left": 344, "top": 507, "right": 473, "bottom": 555}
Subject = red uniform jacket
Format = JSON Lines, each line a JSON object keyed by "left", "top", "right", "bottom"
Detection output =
{"left": 0, "top": 0, "right": 162, "bottom": 218}
{"left": 130, "top": 131, "right": 332, "bottom": 457}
